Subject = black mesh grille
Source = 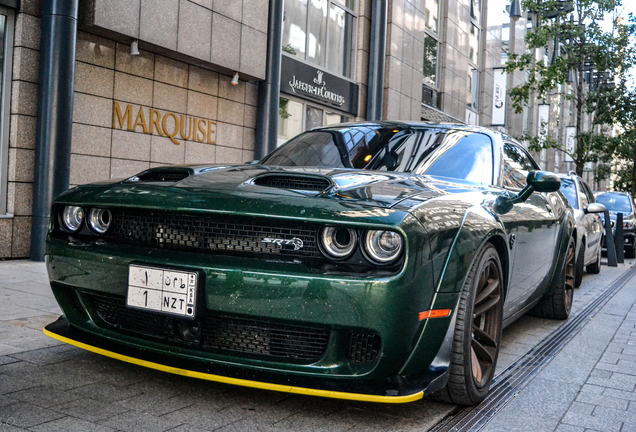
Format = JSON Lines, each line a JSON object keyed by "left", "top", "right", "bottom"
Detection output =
{"left": 202, "top": 315, "right": 330, "bottom": 360}
{"left": 136, "top": 170, "right": 190, "bottom": 182}
{"left": 86, "top": 293, "right": 330, "bottom": 362}
{"left": 348, "top": 333, "right": 382, "bottom": 363}
{"left": 254, "top": 175, "right": 331, "bottom": 192}
{"left": 105, "top": 209, "right": 321, "bottom": 259}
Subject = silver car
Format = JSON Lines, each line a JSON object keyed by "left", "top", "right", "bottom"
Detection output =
{"left": 559, "top": 173, "right": 605, "bottom": 287}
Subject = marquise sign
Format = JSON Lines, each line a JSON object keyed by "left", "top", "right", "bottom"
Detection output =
{"left": 281, "top": 55, "right": 359, "bottom": 116}
{"left": 112, "top": 102, "right": 216, "bottom": 145}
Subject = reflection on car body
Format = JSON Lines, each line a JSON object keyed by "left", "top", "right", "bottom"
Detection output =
{"left": 44, "top": 122, "right": 575, "bottom": 406}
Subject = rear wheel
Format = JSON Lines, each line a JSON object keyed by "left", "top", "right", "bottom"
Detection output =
{"left": 531, "top": 237, "right": 575, "bottom": 320}
{"left": 574, "top": 242, "right": 585, "bottom": 288}
{"left": 586, "top": 247, "right": 601, "bottom": 274}
{"left": 444, "top": 243, "right": 503, "bottom": 405}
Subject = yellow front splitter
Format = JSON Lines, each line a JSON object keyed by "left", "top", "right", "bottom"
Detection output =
{"left": 44, "top": 327, "right": 424, "bottom": 404}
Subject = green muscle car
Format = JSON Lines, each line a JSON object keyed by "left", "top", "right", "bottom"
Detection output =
{"left": 44, "top": 122, "right": 576, "bottom": 405}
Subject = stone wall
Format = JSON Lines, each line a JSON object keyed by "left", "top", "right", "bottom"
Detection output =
{"left": 70, "top": 31, "right": 258, "bottom": 187}
{"left": 80, "top": 0, "right": 269, "bottom": 80}
{"left": 384, "top": 0, "right": 426, "bottom": 120}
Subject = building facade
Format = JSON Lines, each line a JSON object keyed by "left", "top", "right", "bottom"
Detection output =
{"left": 0, "top": 0, "right": 585, "bottom": 259}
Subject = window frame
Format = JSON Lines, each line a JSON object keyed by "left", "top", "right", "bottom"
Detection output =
{"left": 466, "top": 0, "right": 482, "bottom": 114}
{"left": 282, "top": 0, "right": 359, "bottom": 81}
{"left": 0, "top": 7, "right": 15, "bottom": 216}
{"left": 422, "top": 0, "right": 442, "bottom": 97}
{"left": 500, "top": 141, "right": 540, "bottom": 190}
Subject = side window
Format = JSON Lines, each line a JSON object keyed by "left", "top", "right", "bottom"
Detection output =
{"left": 502, "top": 143, "right": 538, "bottom": 189}
{"left": 581, "top": 182, "right": 595, "bottom": 204}
{"left": 579, "top": 182, "right": 589, "bottom": 208}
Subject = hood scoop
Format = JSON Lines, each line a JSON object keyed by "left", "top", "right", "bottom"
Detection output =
{"left": 128, "top": 168, "right": 191, "bottom": 183}
{"left": 252, "top": 174, "right": 332, "bottom": 192}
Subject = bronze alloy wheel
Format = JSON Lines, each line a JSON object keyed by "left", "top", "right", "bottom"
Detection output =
{"left": 445, "top": 243, "right": 503, "bottom": 405}
{"left": 470, "top": 255, "right": 503, "bottom": 387}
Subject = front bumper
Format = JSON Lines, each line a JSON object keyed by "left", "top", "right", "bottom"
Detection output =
{"left": 45, "top": 239, "right": 456, "bottom": 402}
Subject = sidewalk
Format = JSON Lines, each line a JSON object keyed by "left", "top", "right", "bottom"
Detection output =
{"left": 482, "top": 261, "right": 636, "bottom": 432}
{"left": 0, "top": 258, "right": 634, "bottom": 431}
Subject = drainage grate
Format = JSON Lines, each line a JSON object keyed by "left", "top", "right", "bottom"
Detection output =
{"left": 430, "top": 265, "right": 636, "bottom": 432}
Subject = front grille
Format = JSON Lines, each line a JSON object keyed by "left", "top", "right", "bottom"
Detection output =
{"left": 254, "top": 175, "right": 331, "bottom": 192}
{"left": 86, "top": 293, "right": 330, "bottom": 362}
{"left": 105, "top": 209, "right": 321, "bottom": 259}
{"left": 348, "top": 333, "right": 381, "bottom": 363}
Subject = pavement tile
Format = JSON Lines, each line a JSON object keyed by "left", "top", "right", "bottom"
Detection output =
{"left": 270, "top": 413, "right": 353, "bottom": 432}
{"left": 0, "top": 356, "right": 20, "bottom": 365}
{"left": 114, "top": 393, "right": 193, "bottom": 416}
{"left": 98, "top": 410, "right": 184, "bottom": 432}
{"left": 575, "top": 392, "right": 630, "bottom": 410}
{"left": 0, "top": 401, "right": 65, "bottom": 428}
{"left": 561, "top": 412, "right": 623, "bottom": 432}
{"left": 211, "top": 419, "right": 282, "bottom": 432}
{"left": 555, "top": 425, "right": 585, "bottom": 432}
{"left": 0, "top": 374, "right": 36, "bottom": 395}
{"left": 592, "top": 405, "right": 636, "bottom": 425}
{"left": 569, "top": 401, "right": 595, "bottom": 415}
{"left": 28, "top": 416, "right": 117, "bottom": 432}
{"left": 595, "top": 361, "right": 636, "bottom": 375}
{"left": 588, "top": 372, "right": 636, "bottom": 392}
{"left": 0, "top": 394, "right": 18, "bottom": 407}
{"left": 7, "top": 385, "right": 82, "bottom": 408}
{"left": 160, "top": 402, "right": 246, "bottom": 430}
{"left": 581, "top": 384, "right": 605, "bottom": 395}
{"left": 8, "top": 344, "right": 79, "bottom": 366}
{"left": 51, "top": 398, "right": 131, "bottom": 422}
{"left": 68, "top": 382, "right": 145, "bottom": 403}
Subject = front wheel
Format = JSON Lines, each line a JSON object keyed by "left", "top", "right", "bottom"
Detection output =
{"left": 574, "top": 243, "right": 585, "bottom": 288}
{"left": 531, "top": 236, "right": 575, "bottom": 320}
{"left": 444, "top": 243, "right": 503, "bottom": 405}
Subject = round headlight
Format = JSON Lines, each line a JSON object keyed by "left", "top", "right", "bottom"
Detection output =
{"left": 88, "top": 208, "right": 112, "bottom": 234}
{"left": 319, "top": 226, "right": 357, "bottom": 259}
{"left": 61, "top": 206, "right": 84, "bottom": 232}
{"left": 364, "top": 230, "right": 403, "bottom": 264}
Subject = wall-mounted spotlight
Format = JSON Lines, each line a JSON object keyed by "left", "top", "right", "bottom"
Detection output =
{"left": 231, "top": 71, "right": 240, "bottom": 86}
{"left": 510, "top": 0, "right": 522, "bottom": 22}
{"left": 130, "top": 40, "right": 140, "bottom": 56}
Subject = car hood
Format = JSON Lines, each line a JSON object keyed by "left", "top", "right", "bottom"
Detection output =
{"left": 56, "top": 165, "right": 481, "bottom": 224}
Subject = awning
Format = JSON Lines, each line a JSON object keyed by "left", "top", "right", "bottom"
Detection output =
{"left": 421, "top": 103, "right": 463, "bottom": 124}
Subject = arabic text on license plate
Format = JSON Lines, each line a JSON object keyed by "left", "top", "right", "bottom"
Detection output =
{"left": 127, "top": 265, "right": 197, "bottom": 318}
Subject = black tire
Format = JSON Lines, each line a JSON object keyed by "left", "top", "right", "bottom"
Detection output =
{"left": 586, "top": 247, "right": 601, "bottom": 274}
{"left": 574, "top": 242, "right": 584, "bottom": 288}
{"left": 531, "top": 236, "right": 575, "bottom": 320}
{"left": 626, "top": 245, "right": 636, "bottom": 259}
{"left": 443, "top": 243, "right": 503, "bottom": 405}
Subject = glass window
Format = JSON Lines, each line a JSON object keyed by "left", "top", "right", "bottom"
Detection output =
{"left": 502, "top": 143, "right": 539, "bottom": 189}
{"left": 278, "top": 98, "right": 304, "bottom": 146}
{"left": 307, "top": 0, "right": 327, "bottom": 66}
{"left": 470, "top": 0, "right": 481, "bottom": 23}
{"left": 467, "top": 68, "right": 479, "bottom": 110}
{"left": 421, "top": 132, "right": 494, "bottom": 184}
{"left": 425, "top": 0, "right": 439, "bottom": 34}
{"left": 580, "top": 183, "right": 589, "bottom": 208}
{"left": 283, "top": 0, "right": 357, "bottom": 78}
{"left": 325, "top": 111, "right": 350, "bottom": 125}
{"left": 423, "top": 35, "right": 438, "bottom": 87}
{"left": 282, "top": 0, "right": 307, "bottom": 58}
{"left": 327, "top": 4, "right": 354, "bottom": 78}
{"left": 469, "top": 24, "right": 480, "bottom": 65}
{"left": 560, "top": 178, "right": 579, "bottom": 209}
{"left": 0, "top": 9, "right": 14, "bottom": 216}
{"left": 596, "top": 193, "right": 634, "bottom": 214}
{"left": 305, "top": 105, "right": 323, "bottom": 130}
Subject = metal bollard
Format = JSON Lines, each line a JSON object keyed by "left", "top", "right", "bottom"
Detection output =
{"left": 616, "top": 213, "right": 624, "bottom": 264}
{"left": 605, "top": 209, "right": 618, "bottom": 267}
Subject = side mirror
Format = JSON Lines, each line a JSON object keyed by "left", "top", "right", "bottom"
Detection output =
{"left": 515, "top": 171, "right": 561, "bottom": 203}
{"left": 585, "top": 203, "right": 606, "bottom": 214}
{"left": 528, "top": 171, "right": 561, "bottom": 193}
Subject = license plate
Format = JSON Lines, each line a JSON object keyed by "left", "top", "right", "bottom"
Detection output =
{"left": 127, "top": 265, "right": 198, "bottom": 318}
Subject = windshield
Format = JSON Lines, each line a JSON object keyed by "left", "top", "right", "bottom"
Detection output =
{"left": 596, "top": 193, "right": 633, "bottom": 214}
{"left": 559, "top": 178, "right": 579, "bottom": 209}
{"left": 261, "top": 126, "right": 494, "bottom": 184}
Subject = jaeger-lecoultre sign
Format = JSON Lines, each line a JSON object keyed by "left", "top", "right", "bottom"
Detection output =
{"left": 281, "top": 55, "right": 359, "bottom": 116}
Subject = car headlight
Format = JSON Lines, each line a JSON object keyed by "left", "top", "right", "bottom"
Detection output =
{"left": 624, "top": 220, "right": 634, "bottom": 229}
{"left": 363, "top": 230, "right": 403, "bottom": 264}
{"left": 88, "top": 208, "right": 112, "bottom": 234}
{"left": 319, "top": 226, "right": 357, "bottom": 259}
{"left": 60, "top": 206, "right": 84, "bottom": 232}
